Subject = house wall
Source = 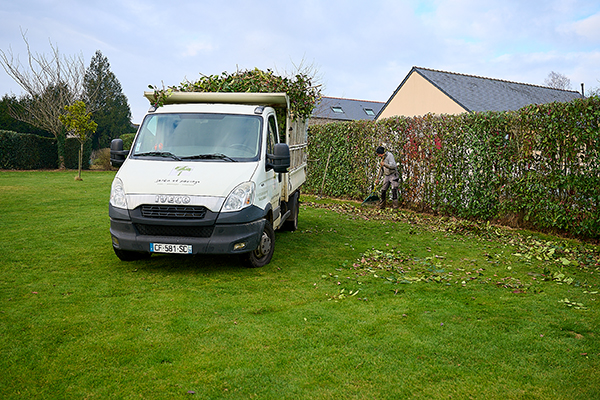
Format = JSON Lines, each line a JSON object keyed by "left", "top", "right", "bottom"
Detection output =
{"left": 377, "top": 72, "right": 467, "bottom": 119}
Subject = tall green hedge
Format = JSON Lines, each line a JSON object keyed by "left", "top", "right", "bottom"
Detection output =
{"left": 306, "top": 96, "right": 600, "bottom": 239}
{"left": 0, "top": 130, "right": 58, "bottom": 169}
{"left": 0, "top": 130, "right": 93, "bottom": 170}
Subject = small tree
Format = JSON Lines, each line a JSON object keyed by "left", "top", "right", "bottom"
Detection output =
{"left": 59, "top": 101, "right": 97, "bottom": 180}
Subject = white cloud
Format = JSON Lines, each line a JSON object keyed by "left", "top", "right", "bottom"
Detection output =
{"left": 560, "top": 12, "right": 600, "bottom": 42}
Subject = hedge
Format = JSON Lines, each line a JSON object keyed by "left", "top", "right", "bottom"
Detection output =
{"left": 0, "top": 130, "right": 57, "bottom": 169}
{"left": 306, "top": 96, "right": 600, "bottom": 239}
{"left": 63, "top": 136, "right": 93, "bottom": 170}
{"left": 0, "top": 130, "right": 93, "bottom": 170}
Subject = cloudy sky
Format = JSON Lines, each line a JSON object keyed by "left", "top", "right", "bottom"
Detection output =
{"left": 1, "top": 0, "right": 599, "bottom": 123}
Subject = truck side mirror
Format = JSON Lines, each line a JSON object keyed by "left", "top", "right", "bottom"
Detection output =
{"left": 110, "top": 139, "right": 129, "bottom": 168}
{"left": 267, "top": 143, "right": 290, "bottom": 173}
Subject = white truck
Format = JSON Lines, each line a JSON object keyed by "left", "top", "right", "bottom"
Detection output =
{"left": 109, "top": 92, "right": 307, "bottom": 267}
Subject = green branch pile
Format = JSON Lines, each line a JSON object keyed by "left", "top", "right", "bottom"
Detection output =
{"left": 148, "top": 68, "right": 321, "bottom": 121}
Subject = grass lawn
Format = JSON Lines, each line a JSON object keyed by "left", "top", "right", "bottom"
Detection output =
{"left": 1, "top": 170, "right": 599, "bottom": 399}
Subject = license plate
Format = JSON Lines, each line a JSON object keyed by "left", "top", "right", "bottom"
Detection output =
{"left": 150, "top": 243, "right": 192, "bottom": 254}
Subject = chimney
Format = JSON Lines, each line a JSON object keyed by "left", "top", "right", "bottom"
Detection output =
{"left": 581, "top": 83, "right": 585, "bottom": 98}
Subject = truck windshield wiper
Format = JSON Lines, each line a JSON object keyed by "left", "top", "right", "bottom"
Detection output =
{"left": 180, "top": 153, "right": 237, "bottom": 162}
{"left": 135, "top": 151, "right": 182, "bottom": 161}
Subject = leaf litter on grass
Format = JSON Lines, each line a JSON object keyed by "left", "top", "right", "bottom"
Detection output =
{"left": 305, "top": 199, "right": 600, "bottom": 302}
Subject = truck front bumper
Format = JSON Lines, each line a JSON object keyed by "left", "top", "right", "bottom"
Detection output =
{"left": 109, "top": 205, "right": 266, "bottom": 255}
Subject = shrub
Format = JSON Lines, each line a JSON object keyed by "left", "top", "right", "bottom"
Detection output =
{"left": 119, "top": 133, "right": 135, "bottom": 150}
{"left": 90, "top": 148, "right": 116, "bottom": 171}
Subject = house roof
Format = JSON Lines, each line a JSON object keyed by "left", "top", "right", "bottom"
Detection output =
{"left": 312, "top": 96, "right": 385, "bottom": 121}
{"left": 377, "top": 66, "right": 582, "bottom": 118}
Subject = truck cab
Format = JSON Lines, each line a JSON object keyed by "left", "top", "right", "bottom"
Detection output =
{"left": 109, "top": 92, "right": 306, "bottom": 267}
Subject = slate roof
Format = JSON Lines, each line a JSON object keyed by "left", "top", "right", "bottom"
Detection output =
{"left": 312, "top": 96, "right": 385, "bottom": 121}
{"left": 377, "top": 67, "right": 582, "bottom": 118}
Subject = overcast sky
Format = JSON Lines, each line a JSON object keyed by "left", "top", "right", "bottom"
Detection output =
{"left": 1, "top": 0, "right": 599, "bottom": 123}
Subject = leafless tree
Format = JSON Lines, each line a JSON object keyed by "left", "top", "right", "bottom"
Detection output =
{"left": 587, "top": 80, "right": 600, "bottom": 97}
{"left": 0, "top": 30, "right": 89, "bottom": 167}
{"left": 544, "top": 71, "right": 572, "bottom": 91}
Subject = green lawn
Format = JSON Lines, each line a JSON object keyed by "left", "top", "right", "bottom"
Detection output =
{"left": 1, "top": 170, "right": 599, "bottom": 399}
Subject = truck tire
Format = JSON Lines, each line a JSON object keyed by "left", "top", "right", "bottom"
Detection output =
{"left": 282, "top": 192, "right": 299, "bottom": 232}
{"left": 241, "top": 220, "right": 274, "bottom": 268}
{"left": 113, "top": 246, "right": 151, "bottom": 262}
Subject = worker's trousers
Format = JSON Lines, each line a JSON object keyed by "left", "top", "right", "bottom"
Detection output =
{"left": 381, "top": 172, "right": 400, "bottom": 199}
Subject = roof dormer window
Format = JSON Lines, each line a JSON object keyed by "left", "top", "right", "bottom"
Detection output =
{"left": 331, "top": 106, "right": 344, "bottom": 113}
{"left": 364, "top": 108, "right": 375, "bottom": 116}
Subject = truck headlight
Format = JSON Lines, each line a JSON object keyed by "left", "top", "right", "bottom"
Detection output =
{"left": 110, "top": 178, "right": 128, "bottom": 209}
{"left": 223, "top": 181, "right": 255, "bottom": 212}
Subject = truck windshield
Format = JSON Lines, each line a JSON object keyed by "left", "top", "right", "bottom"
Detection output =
{"left": 132, "top": 113, "right": 262, "bottom": 161}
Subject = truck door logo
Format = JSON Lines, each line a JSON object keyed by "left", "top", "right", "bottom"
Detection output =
{"left": 170, "top": 166, "right": 193, "bottom": 177}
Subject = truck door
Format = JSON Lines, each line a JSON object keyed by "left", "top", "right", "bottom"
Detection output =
{"left": 266, "top": 113, "right": 283, "bottom": 225}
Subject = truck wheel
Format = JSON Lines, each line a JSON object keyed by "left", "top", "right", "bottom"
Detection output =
{"left": 282, "top": 192, "right": 299, "bottom": 232}
{"left": 113, "top": 246, "right": 151, "bottom": 261}
{"left": 242, "top": 220, "right": 274, "bottom": 268}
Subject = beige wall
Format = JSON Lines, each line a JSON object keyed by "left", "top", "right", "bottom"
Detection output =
{"left": 377, "top": 71, "right": 467, "bottom": 119}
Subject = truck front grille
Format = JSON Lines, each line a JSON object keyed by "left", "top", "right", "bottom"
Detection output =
{"left": 141, "top": 205, "right": 207, "bottom": 219}
{"left": 134, "top": 224, "right": 214, "bottom": 238}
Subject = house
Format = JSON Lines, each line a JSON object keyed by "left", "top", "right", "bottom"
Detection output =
{"left": 376, "top": 66, "right": 582, "bottom": 120}
{"left": 310, "top": 96, "right": 385, "bottom": 126}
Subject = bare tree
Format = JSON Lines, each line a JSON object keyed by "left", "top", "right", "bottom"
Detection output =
{"left": 587, "top": 80, "right": 600, "bottom": 97}
{"left": 0, "top": 30, "right": 88, "bottom": 167}
{"left": 544, "top": 71, "right": 572, "bottom": 90}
